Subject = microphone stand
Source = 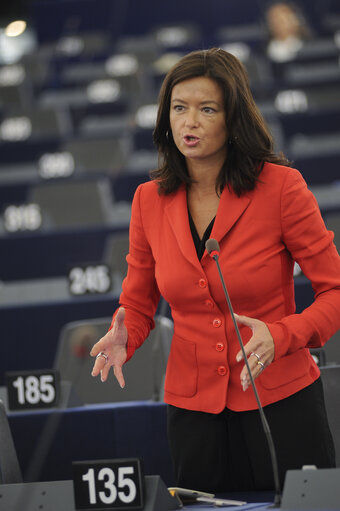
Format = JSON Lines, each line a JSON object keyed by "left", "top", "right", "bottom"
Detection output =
{"left": 206, "top": 239, "right": 281, "bottom": 508}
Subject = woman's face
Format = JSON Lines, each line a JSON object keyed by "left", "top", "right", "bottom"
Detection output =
{"left": 169, "top": 76, "right": 228, "bottom": 170}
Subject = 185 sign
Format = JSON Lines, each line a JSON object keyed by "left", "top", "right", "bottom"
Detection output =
{"left": 5, "top": 370, "right": 60, "bottom": 410}
{"left": 72, "top": 459, "right": 144, "bottom": 510}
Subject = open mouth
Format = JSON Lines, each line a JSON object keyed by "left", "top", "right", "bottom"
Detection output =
{"left": 184, "top": 135, "right": 199, "bottom": 142}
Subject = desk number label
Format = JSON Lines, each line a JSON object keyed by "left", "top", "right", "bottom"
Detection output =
{"left": 68, "top": 264, "right": 111, "bottom": 296}
{"left": 4, "top": 203, "right": 42, "bottom": 232}
{"left": 5, "top": 370, "right": 59, "bottom": 410}
{"left": 73, "top": 459, "right": 144, "bottom": 509}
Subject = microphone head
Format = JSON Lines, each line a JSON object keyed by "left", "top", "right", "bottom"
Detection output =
{"left": 205, "top": 238, "right": 220, "bottom": 258}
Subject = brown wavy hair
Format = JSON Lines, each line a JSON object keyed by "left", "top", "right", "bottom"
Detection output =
{"left": 151, "top": 48, "right": 290, "bottom": 196}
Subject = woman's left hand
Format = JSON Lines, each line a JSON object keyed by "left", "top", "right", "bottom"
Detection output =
{"left": 234, "top": 313, "right": 275, "bottom": 391}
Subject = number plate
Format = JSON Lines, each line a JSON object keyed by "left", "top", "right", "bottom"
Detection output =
{"left": 68, "top": 264, "right": 112, "bottom": 296}
{"left": 72, "top": 459, "right": 144, "bottom": 510}
{"left": 3, "top": 203, "right": 42, "bottom": 232}
{"left": 5, "top": 369, "right": 60, "bottom": 410}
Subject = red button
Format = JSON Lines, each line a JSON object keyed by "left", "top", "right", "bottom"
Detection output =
{"left": 216, "top": 342, "right": 224, "bottom": 352}
{"left": 213, "top": 318, "right": 222, "bottom": 328}
{"left": 218, "top": 366, "right": 227, "bottom": 376}
{"left": 204, "top": 299, "right": 213, "bottom": 308}
{"left": 198, "top": 278, "right": 207, "bottom": 288}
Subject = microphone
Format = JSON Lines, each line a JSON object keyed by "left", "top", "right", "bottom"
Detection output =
{"left": 205, "top": 238, "right": 281, "bottom": 507}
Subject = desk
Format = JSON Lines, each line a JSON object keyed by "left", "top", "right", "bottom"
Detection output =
{"left": 182, "top": 491, "right": 274, "bottom": 510}
{"left": 7, "top": 401, "right": 340, "bottom": 509}
{"left": 8, "top": 401, "right": 175, "bottom": 486}
{"left": 0, "top": 479, "right": 273, "bottom": 511}
{"left": 186, "top": 504, "right": 270, "bottom": 511}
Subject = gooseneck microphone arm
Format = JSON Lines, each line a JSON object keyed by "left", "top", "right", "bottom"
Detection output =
{"left": 205, "top": 238, "right": 281, "bottom": 507}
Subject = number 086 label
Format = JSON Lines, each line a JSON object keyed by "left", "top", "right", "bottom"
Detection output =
{"left": 72, "top": 459, "right": 144, "bottom": 510}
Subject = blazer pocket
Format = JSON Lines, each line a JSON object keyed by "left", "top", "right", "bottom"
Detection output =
{"left": 165, "top": 334, "right": 198, "bottom": 397}
{"left": 259, "top": 349, "right": 311, "bottom": 390}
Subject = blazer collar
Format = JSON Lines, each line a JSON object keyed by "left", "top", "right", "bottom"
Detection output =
{"left": 165, "top": 184, "right": 251, "bottom": 269}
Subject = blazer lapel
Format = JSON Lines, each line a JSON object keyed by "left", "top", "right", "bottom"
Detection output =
{"left": 202, "top": 186, "right": 251, "bottom": 259}
{"left": 164, "top": 184, "right": 201, "bottom": 270}
{"left": 165, "top": 184, "right": 252, "bottom": 268}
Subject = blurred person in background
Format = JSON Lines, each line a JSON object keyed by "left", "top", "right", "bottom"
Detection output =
{"left": 265, "top": 1, "right": 311, "bottom": 62}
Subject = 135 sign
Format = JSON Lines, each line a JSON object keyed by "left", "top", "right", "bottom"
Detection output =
{"left": 72, "top": 459, "right": 144, "bottom": 510}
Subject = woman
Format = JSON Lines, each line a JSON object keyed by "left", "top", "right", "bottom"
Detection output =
{"left": 91, "top": 48, "right": 340, "bottom": 493}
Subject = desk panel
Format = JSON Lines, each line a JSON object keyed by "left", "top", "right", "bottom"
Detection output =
{"left": 8, "top": 401, "right": 175, "bottom": 486}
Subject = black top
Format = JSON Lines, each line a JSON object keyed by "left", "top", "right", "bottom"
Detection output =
{"left": 188, "top": 209, "right": 215, "bottom": 260}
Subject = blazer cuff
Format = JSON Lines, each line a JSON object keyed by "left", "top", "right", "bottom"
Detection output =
{"left": 266, "top": 322, "right": 287, "bottom": 360}
{"left": 107, "top": 320, "right": 137, "bottom": 364}
{"left": 126, "top": 343, "right": 136, "bottom": 363}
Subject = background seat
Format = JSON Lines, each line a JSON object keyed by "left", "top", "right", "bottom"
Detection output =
{"left": 103, "top": 232, "right": 129, "bottom": 282}
{"left": 320, "top": 365, "right": 340, "bottom": 467}
{"left": 322, "top": 330, "right": 340, "bottom": 367}
{"left": 326, "top": 213, "right": 340, "bottom": 249}
{"left": 0, "top": 400, "right": 23, "bottom": 484}
{"left": 62, "top": 136, "right": 128, "bottom": 174}
{"left": 53, "top": 314, "right": 173, "bottom": 404}
{"left": 28, "top": 178, "right": 116, "bottom": 228}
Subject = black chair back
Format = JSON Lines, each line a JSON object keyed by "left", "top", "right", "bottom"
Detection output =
{"left": 0, "top": 399, "right": 23, "bottom": 484}
{"left": 320, "top": 365, "right": 340, "bottom": 467}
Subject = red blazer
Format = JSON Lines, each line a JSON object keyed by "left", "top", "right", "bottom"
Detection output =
{"left": 114, "top": 163, "right": 340, "bottom": 413}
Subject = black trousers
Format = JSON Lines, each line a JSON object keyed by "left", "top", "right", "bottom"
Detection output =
{"left": 167, "top": 378, "right": 335, "bottom": 493}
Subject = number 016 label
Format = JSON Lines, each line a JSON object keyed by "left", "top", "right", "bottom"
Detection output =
{"left": 72, "top": 459, "right": 144, "bottom": 510}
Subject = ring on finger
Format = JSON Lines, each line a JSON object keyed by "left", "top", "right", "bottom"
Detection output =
{"left": 257, "top": 360, "right": 265, "bottom": 371}
{"left": 96, "top": 351, "right": 108, "bottom": 364}
{"left": 251, "top": 352, "right": 261, "bottom": 360}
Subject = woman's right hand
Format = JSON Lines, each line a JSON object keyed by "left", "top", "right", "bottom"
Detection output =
{"left": 90, "top": 307, "right": 128, "bottom": 388}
